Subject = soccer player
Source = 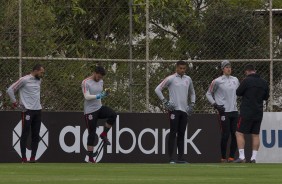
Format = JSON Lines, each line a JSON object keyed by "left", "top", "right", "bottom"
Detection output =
{"left": 7, "top": 64, "right": 45, "bottom": 163}
{"left": 206, "top": 60, "right": 239, "bottom": 163}
{"left": 234, "top": 64, "right": 269, "bottom": 163}
{"left": 82, "top": 66, "right": 117, "bottom": 163}
{"left": 155, "top": 60, "right": 196, "bottom": 164}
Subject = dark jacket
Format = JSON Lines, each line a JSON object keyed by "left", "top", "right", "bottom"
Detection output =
{"left": 236, "top": 73, "right": 269, "bottom": 118}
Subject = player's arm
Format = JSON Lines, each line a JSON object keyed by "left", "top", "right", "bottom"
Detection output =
{"left": 236, "top": 77, "right": 240, "bottom": 89}
{"left": 155, "top": 76, "right": 175, "bottom": 111}
{"left": 154, "top": 77, "right": 171, "bottom": 101}
{"left": 186, "top": 78, "right": 196, "bottom": 116}
{"left": 81, "top": 82, "right": 107, "bottom": 100}
{"left": 264, "top": 81, "right": 270, "bottom": 101}
{"left": 188, "top": 78, "right": 196, "bottom": 105}
{"left": 6, "top": 77, "right": 26, "bottom": 106}
{"left": 236, "top": 79, "right": 247, "bottom": 97}
{"left": 206, "top": 79, "right": 217, "bottom": 105}
{"left": 83, "top": 90, "right": 100, "bottom": 100}
{"left": 206, "top": 79, "right": 225, "bottom": 113}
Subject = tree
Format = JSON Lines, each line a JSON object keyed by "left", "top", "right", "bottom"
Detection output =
{"left": 1, "top": 0, "right": 281, "bottom": 112}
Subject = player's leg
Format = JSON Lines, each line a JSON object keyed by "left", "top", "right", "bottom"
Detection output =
{"left": 228, "top": 111, "right": 238, "bottom": 162}
{"left": 176, "top": 111, "right": 188, "bottom": 163}
{"left": 250, "top": 134, "right": 259, "bottom": 163}
{"left": 97, "top": 106, "right": 117, "bottom": 145}
{"left": 168, "top": 111, "right": 180, "bottom": 163}
{"left": 250, "top": 116, "right": 263, "bottom": 163}
{"left": 30, "top": 110, "right": 42, "bottom": 162}
{"left": 85, "top": 112, "right": 98, "bottom": 163}
{"left": 234, "top": 116, "right": 250, "bottom": 163}
{"left": 20, "top": 111, "right": 32, "bottom": 163}
{"left": 219, "top": 113, "right": 230, "bottom": 162}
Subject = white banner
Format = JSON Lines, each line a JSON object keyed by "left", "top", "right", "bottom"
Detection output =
{"left": 257, "top": 112, "right": 282, "bottom": 163}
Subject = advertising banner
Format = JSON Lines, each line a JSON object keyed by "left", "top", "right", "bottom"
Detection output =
{"left": 0, "top": 111, "right": 250, "bottom": 163}
{"left": 257, "top": 112, "right": 282, "bottom": 163}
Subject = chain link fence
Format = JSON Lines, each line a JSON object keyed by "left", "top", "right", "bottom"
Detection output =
{"left": 1, "top": 0, "right": 282, "bottom": 113}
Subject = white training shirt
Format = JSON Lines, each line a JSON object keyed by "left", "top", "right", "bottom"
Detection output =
{"left": 81, "top": 77, "right": 103, "bottom": 114}
{"left": 206, "top": 75, "right": 239, "bottom": 112}
{"left": 7, "top": 74, "right": 42, "bottom": 110}
{"left": 155, "top": 73, "right": 196, "bottom": 113}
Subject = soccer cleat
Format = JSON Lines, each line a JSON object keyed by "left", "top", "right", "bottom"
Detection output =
{"left": 29, "top": 157, "right": 36, "bottom": 163}
{"left": 228, "top": 157, "right": 234, "bottom": 163}
{"left": 169, "top": 160, "right": 176, "bottom": 164}
{"left": 220, "top": 158, "right": 227, "bottom": 163}
{"left": 249, "top": 159, "right": 256, "bottom": 163}
{"left": 100, "top": 133, "right": 111, "bottom": 145}
{"left": 176, "top": 159, "right": 189, "bottom": 164}
{"left": 21, "top": 158, "right": 28, "bottom": 163}
{"left": 233, "top": 158, "right": 246, "bottom": 163}
{"left": 88, "top": 158, "right": 96, "bottom": 164}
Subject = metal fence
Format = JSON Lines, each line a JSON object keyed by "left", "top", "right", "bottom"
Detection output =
{"left": 0, "top": 0, "right": 282, "bottom": 113}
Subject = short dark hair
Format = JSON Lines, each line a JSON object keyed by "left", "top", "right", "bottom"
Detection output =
{"left": 176, "top": 60, "right": 187, "bottom": 66}
{"left": 33, "top": 64, "right": 43, "bottom": 71}
{"left": 94, "top": 66, "right": 106, "bottom": 76}
{"left": 244, "top": 64, "right": 255, "bottom": 72}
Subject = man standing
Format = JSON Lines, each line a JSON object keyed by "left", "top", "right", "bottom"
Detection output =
{"left": 234, "top": 64, "right": 269, "bottom": 163}
{"left": 7, "top": 64, "right": 45, "bottom": 163}
{"left": 155, "top": 60, "right": 196, "bottom": 164}
{"left": 206, "top": 60, "right": 239, "bottom": 163}
{"left": 82, "top": 66, "right": 117, "bottom": 163}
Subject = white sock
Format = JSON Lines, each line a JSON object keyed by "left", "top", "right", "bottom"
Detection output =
{"left": 239, "top": 149, "right": 245, "bottom": 160}
{"left": 251, "top": 150, "right": 258, "bottom": 160}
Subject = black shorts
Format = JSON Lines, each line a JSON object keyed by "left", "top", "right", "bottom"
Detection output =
{"left": 84, "top": 106, "right": 116, "bottom": 146}
{"left": 237, "top": 116, "right": 263, "bottom": 134}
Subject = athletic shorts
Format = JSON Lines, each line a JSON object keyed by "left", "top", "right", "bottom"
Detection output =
{"left": 236, "top": 116, "right": 263, "bottom": 134}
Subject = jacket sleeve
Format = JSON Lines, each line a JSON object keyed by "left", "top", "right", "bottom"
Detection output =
{"left": 236, "top": 78, "right": 247, "bottom": 97}
{"left": 155, "top": 76, "right": 171, "bottom": 100}
{"left": 264, "top": 81, "right": 270, "bottom": 101}
{"left": 81, "top": 81, "right": 98, "bottom": 100}
{"left": 188, "top": 78, "right": 196, "bottom": 104}
{"left": 206, "top": 79, "right": 218, "bottom": 105}
{"left": 6, "top": 77, "right": 27, "bottom": 103}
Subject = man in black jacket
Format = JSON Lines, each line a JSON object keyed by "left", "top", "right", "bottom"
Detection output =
{"left": 234, "top": 64, "right": 269, "bottom": 163}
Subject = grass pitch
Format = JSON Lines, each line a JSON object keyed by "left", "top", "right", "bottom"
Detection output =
{"left": 0, "top": 163, "right": 282, "bottom": 184}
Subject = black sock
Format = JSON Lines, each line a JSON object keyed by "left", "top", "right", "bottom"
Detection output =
{"left": 88, "top": 151, "right": 93, "bottom": 158}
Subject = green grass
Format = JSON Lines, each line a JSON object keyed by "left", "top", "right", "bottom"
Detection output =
{"left": 0, "top": 163, "right": 282, "bottom": 184}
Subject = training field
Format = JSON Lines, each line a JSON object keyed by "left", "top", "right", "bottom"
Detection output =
{"left": 0, "top": 163, "right": 282, "bottom": 184}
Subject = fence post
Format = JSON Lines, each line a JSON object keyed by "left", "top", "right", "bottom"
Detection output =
{"left": 18, "top": 0, "right": 22, "bottom": 77}
{"left": 129, "top": 0, "right": 133, "bottom": 112}
{"left": 145, "top": 0, "right": 150, "bottom": 111}
{"left": 269, "top": 0, "right": 273, "bottom": 111}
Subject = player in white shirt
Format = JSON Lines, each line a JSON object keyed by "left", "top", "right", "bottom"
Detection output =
{"left": 81, "top": 66, "right": 116, "bottom": 163}
{"left": 7, "top": 64, "right": 45, "bottom": 163}
{"left": 206, "top": 60, "right": 239, "bottom": 163}
{"left": 155, "top": 60, "right": 196, "bottom": 163}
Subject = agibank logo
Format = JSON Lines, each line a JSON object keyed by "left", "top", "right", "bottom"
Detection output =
{"left": 12, "top": 121, "right": 49, "bottom": 160}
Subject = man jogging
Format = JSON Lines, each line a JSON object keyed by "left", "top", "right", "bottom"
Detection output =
{"left": 7, "top": 64, "right": 45, "bottom": 163}
{"left": 206, "top": 60, "right": 239, "bottom": 163}
{"left": 155, "top": 60, "right": 196, "bottom": 164}
{"left": 234, "top": 64, "right": 269, "bottom": 163}
{"left": 82, "top": 66, "right": 117, "bottom": 163}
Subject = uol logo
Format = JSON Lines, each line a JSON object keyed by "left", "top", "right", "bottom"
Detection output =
{"left": 12, "top": 121, "right": 49, "bottom": 160}
{"left": 262, "top": 130, "right": 282, "bottom": 148}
